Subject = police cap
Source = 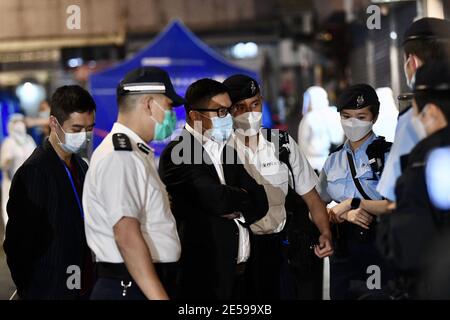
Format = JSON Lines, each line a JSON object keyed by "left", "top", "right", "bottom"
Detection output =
{"left": 223, "top": 74, "right": 261, "bottom": 105}
{"left": 336, "top": 84, "right": 380, "bottom": 113}
{"left": 117, "top": 67, "right": 185, "bottom": 106}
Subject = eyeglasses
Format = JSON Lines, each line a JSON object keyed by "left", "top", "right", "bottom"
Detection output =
{"left": 192, "top": 106, "right": 231, "bottom": 118}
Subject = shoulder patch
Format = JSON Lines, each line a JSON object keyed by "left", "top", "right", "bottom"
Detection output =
{"left": 137, "top": 143, "right": 150, "bottom": 155}
{"left": 113, "top": 133, "right": 132, "bottom": 151}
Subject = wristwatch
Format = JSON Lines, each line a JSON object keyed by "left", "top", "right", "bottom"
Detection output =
{"left": 351, "top": 198, "right": 361, "bottom": 209}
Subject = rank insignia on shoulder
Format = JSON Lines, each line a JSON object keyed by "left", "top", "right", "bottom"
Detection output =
{"left": 113, "top": 133, "right": 132, "bottom": 151}
{"left": 137, "top": 143, "right": 151, "bottom": 155}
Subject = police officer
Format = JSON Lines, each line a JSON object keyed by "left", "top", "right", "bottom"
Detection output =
{"left": 389, "top": 60, "right": 450, "bottom": 299}
{"left": 377, "top": 17, "right": 450, "bottom": 202}
{"left": 223, "top": 75, "right": 333, "bottom": 300}
{"left": 316, "top": 84, "right": 393, "bottom": 300}
{"left": 83, "top": 67, "right": 182, "bottom": 300}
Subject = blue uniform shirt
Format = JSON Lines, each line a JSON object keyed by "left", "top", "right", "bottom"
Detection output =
{"left": 317, "top": 133, "right": 387, "bottom": 204}
{"left": 376, "top": 108, "right": 420, "bottom": 201}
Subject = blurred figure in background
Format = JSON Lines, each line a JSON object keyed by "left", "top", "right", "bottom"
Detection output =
{"left": 0, "top": 114, "right": 36, "bottom": 234}
{"left": 373, "top": 88, "right": 398, "bottom": 143}
{"left": 24, "top": 99, "right": 51, "bottom": 144}
{"left": 298, "top": 86, "right": 344, "bottom": 172}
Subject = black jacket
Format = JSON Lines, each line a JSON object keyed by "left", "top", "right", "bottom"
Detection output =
{"left": 158, "top": 129, "right": 268, "bottom": 300}
{"left": 391, "top": 126, "right": 450, "bottom": 272}
{"left": 3, "top": 139, "right": 91, "bottom": 300}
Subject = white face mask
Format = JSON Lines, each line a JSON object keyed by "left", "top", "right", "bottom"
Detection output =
{"left": 56, "top": 120, "right": 91, "bottom": 154}
{"left": 403, "top": 57, "right": 416, "bottom": 90}
{"left": 341, "top": 118, "right": 373, "bottom": 142}
{"left": 11, "top": 121, "right": 27, "bottom": 144}
{"left": 411, "top": 107, "right": 429, "bottom": 140}
{"left": 12, "top": 121, "right": 26, "bottom": 136}
{"left": 233, "top": 111, "right": 262, "bottom": 136}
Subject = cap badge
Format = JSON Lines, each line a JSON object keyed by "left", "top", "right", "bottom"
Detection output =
{"left": 357, "top": 95, "right": 364, "bottom": 107}
{"left": 250, "top": 81, "right": 257, "bottom": 95}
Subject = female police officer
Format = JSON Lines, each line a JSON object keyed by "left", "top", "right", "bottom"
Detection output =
{"left": 316, "top": 84, "right": 393, "bottom": 300}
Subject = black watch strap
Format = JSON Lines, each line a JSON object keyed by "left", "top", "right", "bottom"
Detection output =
{"left": 351, "top": 198, "right": 361, "bottom": 209}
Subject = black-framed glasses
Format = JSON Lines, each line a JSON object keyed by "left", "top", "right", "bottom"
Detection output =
{"left": 192, "top": 106, "right": 231, "bottom": 118}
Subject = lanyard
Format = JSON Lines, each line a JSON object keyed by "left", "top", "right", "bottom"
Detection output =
{"left": 62, "top": 161, "right": 84, "bottom": 219}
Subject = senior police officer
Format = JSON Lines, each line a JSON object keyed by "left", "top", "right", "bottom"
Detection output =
{"left": 316, "top": 84, "right": 394, "bottom": 300}
{"left": 83, "top": 67, "right": 182, "bottom": 300}
{"left": 388, "top": 60, "right": 450, "bottom": 299}
{"left": 224, "top": 75, "right": 333, "bottom": 300}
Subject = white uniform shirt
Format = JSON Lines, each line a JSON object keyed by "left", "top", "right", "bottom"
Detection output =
{"left": 185, "top": 124, "right": 250, "bottom": 264}
{"left": 83, "top": 122, "right": 181, "bottom": 263}
{"left": 231, "top": 129, "right": 319, "bottom": 234}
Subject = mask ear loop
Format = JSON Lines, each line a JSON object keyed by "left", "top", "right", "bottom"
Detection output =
{"left": 54, "top": 117, "right": 67, "bottom": 145}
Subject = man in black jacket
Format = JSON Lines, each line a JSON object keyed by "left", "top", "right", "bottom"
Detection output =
{"left": 3, "top": 85, "right": 96, "bottom": 299}
{"left": 390, "top": 60, "right": 450, "bottom": 299}
{"left": 158, "top": 79, "right": 268, "bottom": 300}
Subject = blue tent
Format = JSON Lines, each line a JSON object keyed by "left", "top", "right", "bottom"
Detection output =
{"left": 89, "top": 20, "right": 271, "bottom": 156}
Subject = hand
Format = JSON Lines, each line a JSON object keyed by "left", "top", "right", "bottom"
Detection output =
{"left": 343, "top": 208, "right": 373, "bottom": 229}
{"left": 387, "top": 201, "right": 396, "bottom": 212}
{"left": 328, "top": 208, "right": 345, "bottom": 224}
{"left": 314, "top": 233, "right": 334, "bottom": 258}
{"left": 331, "top": 199, "right": 352, "bottom": 217}
{"left": 221, "top": 212, "right": 241, "bottom": 220}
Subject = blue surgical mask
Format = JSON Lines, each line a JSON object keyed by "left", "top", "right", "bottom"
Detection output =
{"left": 208, "top": 114, "right": 233, "bottom": 142}
{"left": 151, "top": 100, "right": 177, "bottom": 141}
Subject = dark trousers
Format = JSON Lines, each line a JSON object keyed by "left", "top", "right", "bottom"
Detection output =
{"left": 330, "top": 241, "right": 392, "bottom": 300}
{"left": 90, "top": 278, "right": 147, "bottom": 300}
{"left": 246, "top": 233, "right": 283, "bottom": 300}
{"left": 90, "top": 262, "right": 179, "bottom": 300}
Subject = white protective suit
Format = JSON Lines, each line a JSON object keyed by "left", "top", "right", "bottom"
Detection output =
{"left": 373, "top": 87, "right": 399, "bottom": 143}
{"left": 298, "top": 86, "right": 344, "bottom": 172}
{"left": 1, "top": 114, "right": 36, "bottom": 231}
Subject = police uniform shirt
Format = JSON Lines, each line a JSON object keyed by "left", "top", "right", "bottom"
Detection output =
{"left": 231, "top": 129, "right": 319, "bottom": 233}
{"left": 83, "top": 122, "right": 181, "bottom": 263}
{"left": 376, "top": 107, "right": 420, "bottom": 201}
{"left": 317, "top": 133, "right": 386, "bottom": 203}
{"left": 185, "top": 123, "right": 250, "bottom": 264}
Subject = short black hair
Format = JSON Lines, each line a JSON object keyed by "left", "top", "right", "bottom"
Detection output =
{"left": 50, "top": 85, "right": 96, "bottom": 123}
{"left": 184, "top": 79, "right": 229, "bottom": 113}
{"left": 403, "top": 38, "right": 450, "bottom": 63}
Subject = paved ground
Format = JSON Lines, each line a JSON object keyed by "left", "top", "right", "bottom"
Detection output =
{"left": 0, "top": 224, "right": 16, "bottom": 300}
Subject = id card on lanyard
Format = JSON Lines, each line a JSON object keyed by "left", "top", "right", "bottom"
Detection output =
{"left": 62, "top": 160, "right": 84, "bottom": 219}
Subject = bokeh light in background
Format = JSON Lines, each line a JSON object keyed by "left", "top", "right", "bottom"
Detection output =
{"left": 426, "top": 147, "right": 450, "bottom": 210}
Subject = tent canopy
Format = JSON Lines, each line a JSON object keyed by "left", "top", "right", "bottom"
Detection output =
{"left": 89, "top": 20, "right": 269, "bottom": 155}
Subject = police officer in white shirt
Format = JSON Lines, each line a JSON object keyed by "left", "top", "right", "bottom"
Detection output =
{"left": 224, "top": 75, "right": 334, "bottom": 299}
{"left": 83, "top": 67, "right": 182, "bottom": 300}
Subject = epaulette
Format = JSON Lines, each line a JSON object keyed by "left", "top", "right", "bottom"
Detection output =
{"left": 137, "top": 143, "right": 151, "bottom": 155}
{"left": 113, "top": 133, "right": 132, "bottom": 151}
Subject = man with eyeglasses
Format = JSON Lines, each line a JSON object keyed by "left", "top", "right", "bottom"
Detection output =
{"left": 158, "top": 78, "right": 268, "bottom": 300}
{"left": 224, "top": 74, "right": 333, "bottom": 300}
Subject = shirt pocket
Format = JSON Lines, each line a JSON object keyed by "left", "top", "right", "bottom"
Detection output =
{"left": 326, "top": 168, "right": 350, "bottom": 200}
{"left": 262, "top": 172, "right": 289, "bottom": 207}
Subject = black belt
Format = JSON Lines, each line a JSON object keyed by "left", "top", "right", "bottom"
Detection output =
{"left": 96, "top": 263, "right": 133, "bottom": 281}
{"left": 96, "top": 262, "right": 179, "bottom": 281}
